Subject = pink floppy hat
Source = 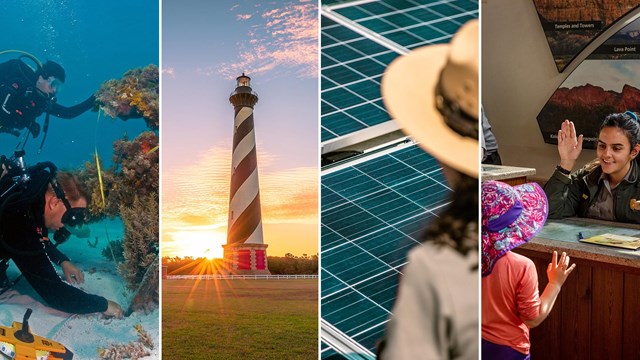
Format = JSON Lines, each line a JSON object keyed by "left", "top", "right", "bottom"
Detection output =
{"left": 481, "top": 181, "right": 549, "bottom": 276}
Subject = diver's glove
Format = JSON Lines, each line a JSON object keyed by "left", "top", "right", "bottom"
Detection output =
{"left": 29, "top": 121, "right": 40, "bottom": 138}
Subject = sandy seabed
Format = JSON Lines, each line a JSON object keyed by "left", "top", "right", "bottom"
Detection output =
{"left": 0, "top": 218, "right": 159, "bottom": 359}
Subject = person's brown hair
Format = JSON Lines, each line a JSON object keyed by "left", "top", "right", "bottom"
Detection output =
{"left": 421, "top": 171, "right": 478, "bottom": 257}
{"left": 48, "top": 171, "right": 90, "bottom": 204}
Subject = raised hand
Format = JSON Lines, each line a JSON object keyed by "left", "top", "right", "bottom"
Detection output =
{"left": 524, "top": 250, "right": 577, "bottom": 328}
{"left": 546, "top": 251, "right": 576, "bottom": 287}
{"left": 557, "top": 120, "right": 583, "bottom": 172}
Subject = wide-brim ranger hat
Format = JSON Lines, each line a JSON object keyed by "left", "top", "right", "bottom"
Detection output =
{"left": 381, "top": 19, "right": 479, "bottom": 178}
{"left": 481, "top": 181, "right": 549, "bottom": 276}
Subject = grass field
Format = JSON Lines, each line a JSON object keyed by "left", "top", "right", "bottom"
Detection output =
{"left": 162, "top": 279, "right": 318, "bottom": 359}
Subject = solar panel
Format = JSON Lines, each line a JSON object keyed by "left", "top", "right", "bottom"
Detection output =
{"left": 320, "top": 143, "right": 453, "bottom": 358}
{"left": 321, "top": 17, "right": 398, "bottom": 147}
{"left": 321, "top": 0, "right": 478, "bottom": 152}
{"left": 320, "top": 1, "right": 478, "bottom": 356}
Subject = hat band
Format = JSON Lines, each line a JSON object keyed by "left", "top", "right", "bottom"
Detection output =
{"left": 486, "top": 200, "right": 523, "bottom": 232}
{"left": 435, "top": 77, "right": 478, "bottom": 139}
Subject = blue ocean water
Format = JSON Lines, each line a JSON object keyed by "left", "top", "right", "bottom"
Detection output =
{"left": 0, "top": 0, "right": 159, "bottom": 169}
{"left": 0, "top": 3, "right": 159, "bottom": 357}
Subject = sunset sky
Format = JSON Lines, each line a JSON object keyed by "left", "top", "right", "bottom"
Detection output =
{"left": 162, "top": 0, "right": 318, "bottom": 259}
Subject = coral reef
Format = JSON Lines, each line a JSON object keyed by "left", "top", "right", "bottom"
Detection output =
{"left": 76, "top": 131, "right": 159, "bottom": 312}
{"left": 95, "top": 65, "right": 159, "bottom": 129}
{"left": 102, "top": 239, "right": 125, "bottom": 263}
{"left": 120, "top": 195, "right": 158, "bottom": 313}
{"left": 97, "top": 324, "right": 154, "bottom": 360}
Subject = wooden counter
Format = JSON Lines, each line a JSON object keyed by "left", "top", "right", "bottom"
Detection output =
{"left": 481, "top": 165, "right": 536, "bottom": 186}
{"left": 513, "top": 218, "right": 640, "bottom": 359}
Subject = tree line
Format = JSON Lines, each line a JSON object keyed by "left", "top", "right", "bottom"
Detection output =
{"left": 162, "top": 253, "right": 318, "bottom": 275}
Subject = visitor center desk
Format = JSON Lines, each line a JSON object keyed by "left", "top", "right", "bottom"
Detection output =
{"left": 513, "top": 218, "right": 640, "bottom": 360}
{"left": 482, "top": 164, "right": 536, "bottom": 186}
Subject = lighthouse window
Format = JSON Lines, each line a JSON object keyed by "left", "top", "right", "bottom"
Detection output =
{"left": 231, "top": 211, "right": 234, "bottom": 220}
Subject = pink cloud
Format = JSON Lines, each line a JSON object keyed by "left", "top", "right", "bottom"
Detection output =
{"left": 162, "top": 67, "right": 176, "bottom": 78}
{"left": 218, "top": 1, "right": 318, "bottom": 79}
{"left": 237, "top": 14, "right": 252, "bottom": 20}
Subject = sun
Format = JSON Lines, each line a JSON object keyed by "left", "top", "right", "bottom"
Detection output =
{"left": 171, "top": 228, "right": 227, "bottom": 259}
{"left": 203, "top": 249, "right": 217, "bottom": 260}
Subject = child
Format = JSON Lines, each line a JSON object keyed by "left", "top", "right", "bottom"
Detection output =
{"left": 482, "top": 180, "right": 576, "bottom": 359}
{"left": 545, "top": 112, "right": 640, "bottom": 222}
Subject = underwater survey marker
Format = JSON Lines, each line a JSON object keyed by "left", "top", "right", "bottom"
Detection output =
{"left": 223, "top": 74, "right": 270, "bottom": 275}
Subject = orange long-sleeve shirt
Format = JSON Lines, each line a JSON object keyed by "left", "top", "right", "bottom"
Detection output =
{"left": 482, "top": 251, "right": 541, "bottom": 355}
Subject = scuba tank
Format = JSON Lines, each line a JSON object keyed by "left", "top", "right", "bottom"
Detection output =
{"left": 0, "top": 151, "right": 75, "bottom": 296}
{"left": 0, "top": 50, "right": 54, "bottom": 150}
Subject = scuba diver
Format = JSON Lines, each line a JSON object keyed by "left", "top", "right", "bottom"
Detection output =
{"left": 0, "top": 152, "right": 123, "bottom": 318}
{"left": 0, "top": 53, "right": 96, "bottom": 142}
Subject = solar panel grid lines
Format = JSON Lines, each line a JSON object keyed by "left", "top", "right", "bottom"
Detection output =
{"left": 321, "top": 180, "right": 450, "bottom": 260}
{"left": 321, "top": 261, "right": 404, "bottom": 300}
{"left": 323, "top": 7, "right": 411, "bottom": 55}
{"left": 320, "top": 209, "right": 426, "bottom": 255}
{"left": 321, "top": 144, "right": 454, "bottom": 356}
{"left": 330, "top": 0, "right": 478, "bottom": 50}
{"left": 321, "top": 281, "right": 394, "bottom": 340}
{"left": 323, "top": 224, "right": 408, "bottom": 276}
{"left": 322, "top": 172, "right": 447, "bottom": 245}
{"left": 322, "top": 270, "right": 393, "bottom": 319}
{"left": 323, "top": 149, "right": 451, "bottom": 205}
{"left": 320, "top": 17, "right": 400, "bottom": 142}
{"left": 324, "top": 149, "right": 441, "bottom": 189}
{"left": 331, "top": 1, "right": 449, "bottom": 50}
{"left": 320, "top": 0, "right": 478, "bottom": 145}
{"left": 323, "top": 194, "right": 444, "bottom": 245}
{"left": 320, "top": 25, "right": 396, "bottom": 140}
{"left": 322, "top": 244, "right": 400, "bottom": 288}
{"left": 325, "top": 309, "right": 389, "bottom": 343}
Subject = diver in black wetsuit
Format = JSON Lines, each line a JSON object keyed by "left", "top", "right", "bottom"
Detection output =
{"left": 0, "top": 159, "right": 122, "bottom": 317}
{"left": 0, "top": 58, "right": 95, "bottom": 138}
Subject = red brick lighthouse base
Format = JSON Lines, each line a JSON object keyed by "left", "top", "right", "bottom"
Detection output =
{"left": 223, "top": 243, "right": 270, "bottom": 275}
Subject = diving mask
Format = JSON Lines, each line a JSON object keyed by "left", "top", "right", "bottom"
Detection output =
{"left": 46, "top": 77, "right": 63, "bottom": 93}
{"left": 61, "top": 207, "right": 86, "bottom": 228}
{"left": 50, "top": 178, "right": 87, "bottom": 228}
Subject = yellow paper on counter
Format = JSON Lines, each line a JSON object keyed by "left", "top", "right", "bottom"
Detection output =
{"left": 580, "top": 233, "right": 640, "bottom": 250}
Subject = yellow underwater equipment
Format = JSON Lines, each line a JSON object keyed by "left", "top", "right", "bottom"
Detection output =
{"left": 0, "top": 309, "right": 72, "bottom": 359}
{"left": 95, "top": 147, "right": 106, "bottom": 210}
{"left": 94, "top": 110, "right": 106, "bottom": 210}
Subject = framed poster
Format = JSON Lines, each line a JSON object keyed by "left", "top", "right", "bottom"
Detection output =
{"left": 537, "top": 17, "right": 640, "bottom": 149}
{"left": 533, "top": 0, "right": 639, "bottom": 71}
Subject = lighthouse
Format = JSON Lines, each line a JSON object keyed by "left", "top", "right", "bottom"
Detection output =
{"left": 223, "top": 74, "right": 270, "bottom": 275}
